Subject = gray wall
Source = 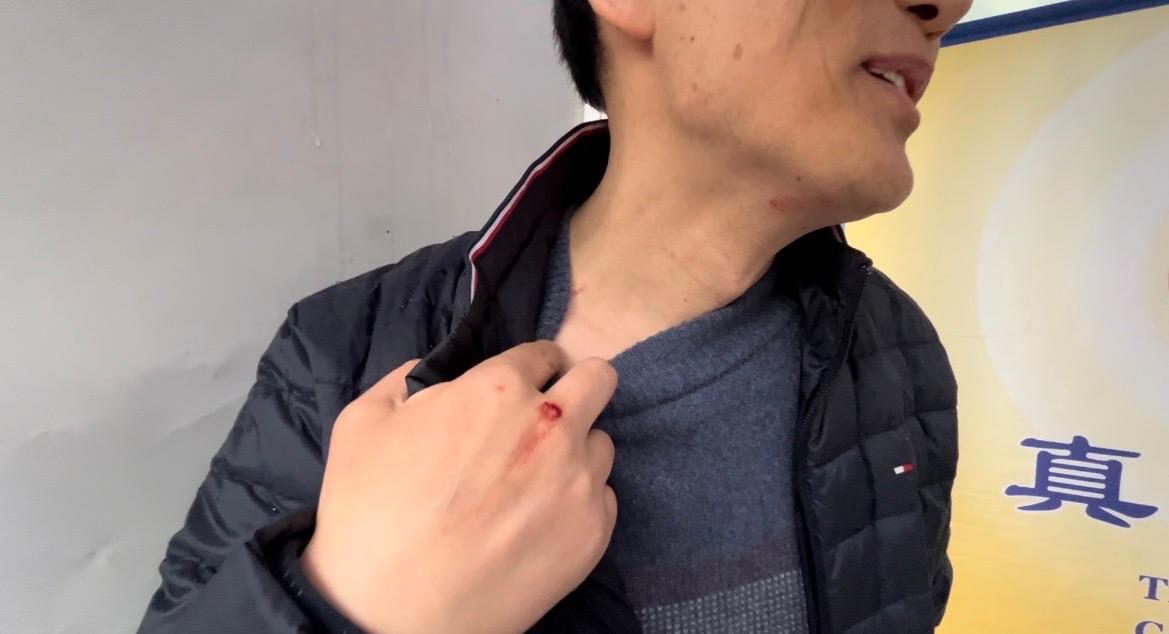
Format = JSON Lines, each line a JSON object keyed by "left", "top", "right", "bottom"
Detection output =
{"left": 0, "top": 2, "right": 580, "bottom": 632}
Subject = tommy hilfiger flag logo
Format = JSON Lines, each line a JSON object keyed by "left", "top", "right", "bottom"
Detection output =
{"left": 894, "top": 464, "right": 915, "bottom": 476}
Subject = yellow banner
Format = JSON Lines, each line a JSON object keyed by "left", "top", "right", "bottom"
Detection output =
{"left": 850, "top": 6, "right": 1169, "bottom": 633}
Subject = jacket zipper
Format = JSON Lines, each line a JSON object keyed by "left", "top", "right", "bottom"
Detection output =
{"left": 793, "top": 261, "right": 872, "bottom": 634}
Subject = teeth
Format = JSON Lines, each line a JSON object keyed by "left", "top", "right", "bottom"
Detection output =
{"left": 881, "top": 71, "right": 906, "bottom": 93}
{"left": 866, "top": 65, "right": 909, "bottom": 96}
{"left": 879, "top": 70, "right": 907, "bottom": 94}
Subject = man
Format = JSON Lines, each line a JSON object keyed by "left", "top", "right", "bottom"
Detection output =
{"left": 141, "top": 0, "right": 972, "bottom": 632}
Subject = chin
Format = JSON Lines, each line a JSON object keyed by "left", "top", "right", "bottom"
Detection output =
{"left": 868, "top": 159, "right": 915, "bottom": 215}
{"left": 831, "top": 170, "right": 913, "bottom": 224}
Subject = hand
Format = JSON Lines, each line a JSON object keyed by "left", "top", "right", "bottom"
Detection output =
{"left": 300, "top": 340, "right": 619, "bottom": 633}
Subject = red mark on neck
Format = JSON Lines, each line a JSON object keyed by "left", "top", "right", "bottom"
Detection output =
{"left": 769, "top": 195, "right": 804, "bottom": 215}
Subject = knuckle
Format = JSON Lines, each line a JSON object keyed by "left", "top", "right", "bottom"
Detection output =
{"left": 407, "top": 380, "right": 446, "bottom": 405}
{"left": 591, "top": 428, "right": 614, "bottom": 452}
{"left": 598, "top": 359, "right": 618, "bottom": 382}
{"left": 589, "top": 503, "right": 614, "bottom": 554}
{"left": 582, "top": 357, "right": 618, "bottom": 386}
{"left": 588, "top": 431, "right": 615, "bottom": 463}
{"left": 528, "top": 339, "right": 557, "bottom": 359}
{"left": 602, "top": 488, "right": 618, "bottom": 525}
{"left": 479, "top": 363, "right": 523, "bottom": 389}
{"left": 524, "top": 341, "right": 559, "bottom": 373}
{"left": 568, "top": 470, "right": 596, "bottom": 500}
{"left": 333, "top": 401, "right": 364, "bottom": 432}
{"left": 328, "top": 417, "right": 359, "bottom": 450}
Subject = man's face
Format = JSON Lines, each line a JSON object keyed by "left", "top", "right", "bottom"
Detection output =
{"left": 646, "top": 0, "right": 972, "bottom": 221}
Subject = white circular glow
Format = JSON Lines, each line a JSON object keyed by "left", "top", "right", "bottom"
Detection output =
{"left": 978, "top": 33, "right": 1169, "bottom": 436}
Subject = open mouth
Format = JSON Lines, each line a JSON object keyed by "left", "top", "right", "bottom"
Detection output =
{"left": 860, "top": 61, "right": 924, "bottom": 129}
{"left": 859, "top": 56, "right": 934, "bottom": 104}
{"left": 863, "top": 65, "right": 910, "bottom": 99}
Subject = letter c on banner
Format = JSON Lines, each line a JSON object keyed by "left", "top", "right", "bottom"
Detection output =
{"left": 1136, "top": 621, "right": 1165, "bottom": 634}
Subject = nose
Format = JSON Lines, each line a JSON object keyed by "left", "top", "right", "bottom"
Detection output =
{"left": 898, "top": 0, "right": 973, "bottom": 41}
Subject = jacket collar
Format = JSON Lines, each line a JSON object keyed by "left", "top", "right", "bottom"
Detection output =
{"left": 466, "top": 121, "right": 611, "bottom": 306}
{"left": 406, "top": 120, "right": 868, "bottom": 397}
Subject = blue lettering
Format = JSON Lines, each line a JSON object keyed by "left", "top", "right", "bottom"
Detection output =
{"left": 1140, "top": 575, "right": 1169, "bottom": 601}
{"left": 1137, "top": 621, "right": 1165, "bottom": 633}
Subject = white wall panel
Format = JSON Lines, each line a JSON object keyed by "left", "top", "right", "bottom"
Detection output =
{"left": 0, "top": 2, "right": 579, "bottom": 631}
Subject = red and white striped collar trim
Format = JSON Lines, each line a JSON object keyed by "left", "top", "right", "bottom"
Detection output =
{"left": 467, "top": 121, "right": 608, "bottom": 302}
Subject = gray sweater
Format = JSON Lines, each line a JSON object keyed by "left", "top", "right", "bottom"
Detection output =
{"left": 535, "top": 213, "right": 810, "bottom": 634}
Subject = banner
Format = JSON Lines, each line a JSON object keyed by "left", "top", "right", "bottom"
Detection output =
{"left": 849, "top": 3, "right": 1169, "bottom": 632}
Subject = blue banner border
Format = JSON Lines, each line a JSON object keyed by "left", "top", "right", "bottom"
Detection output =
{"left": 943, "top": 0, "right": 1169, "bottom": 46}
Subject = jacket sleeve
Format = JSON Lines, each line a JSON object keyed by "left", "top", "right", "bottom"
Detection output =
{"left": 927, "top": 485, "right": 954, "bottom": 628}
{"left": 921, "top": 381, "right": 958, "bottom": 628}
{"left": 138, "top": 306, "right": 358, "bottom": 633}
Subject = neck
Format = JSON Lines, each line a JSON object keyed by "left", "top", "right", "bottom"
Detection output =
{"left": 566, "top": 116, "right": 819, "bottom": 339}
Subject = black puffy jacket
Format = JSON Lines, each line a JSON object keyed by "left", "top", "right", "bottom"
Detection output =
{"left": 141, "top": 122, "right": 958, "bottom": 634}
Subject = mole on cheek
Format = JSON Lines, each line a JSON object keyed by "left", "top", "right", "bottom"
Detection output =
{"left": 733, "top": 43, "right": 743, "bottom": 61}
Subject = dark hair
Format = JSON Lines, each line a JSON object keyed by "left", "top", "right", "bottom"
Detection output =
{"left": 552, "top": 0, "right": 605, "bottom": 110}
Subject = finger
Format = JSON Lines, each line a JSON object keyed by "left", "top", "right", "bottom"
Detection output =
{"left": 543, "top": 357, "right": 618, "bottom": 437}
{"left": 585, "top": 429, "right": 615, "bottom": 484}
{"left": 357, "top": 358, "right": 421, "bottom": 405}
{"left": 470, "top": 340, "right": 570, "bottom": 392}
{"left": 602, "top": 485, "right": 618, "bottom": 528}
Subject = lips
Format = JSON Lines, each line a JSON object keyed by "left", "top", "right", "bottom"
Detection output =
{"left": 861, "top": 55, "right": 934, "bottom": 104}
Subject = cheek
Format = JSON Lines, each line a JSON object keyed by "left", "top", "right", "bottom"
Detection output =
{"left": 657, "top": 6, "right": 801, "bottom": 118}
{"left": 656, "top": 33, "right": 730, "bottom": 107}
